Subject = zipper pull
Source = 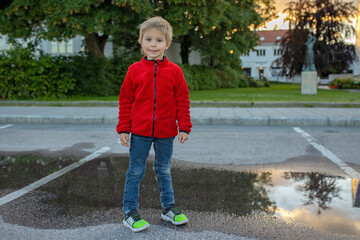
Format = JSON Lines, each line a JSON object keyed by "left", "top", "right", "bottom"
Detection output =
{"left": 155, "top": 61, "right": 158, "bottom": 75}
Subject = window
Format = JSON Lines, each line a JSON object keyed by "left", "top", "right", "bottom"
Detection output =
{"left": 256, "top": 49, "right": 265, "bottom": 56}
{"left": 258, "top": 67, "right": 264, "bottom": 79}
{"left": 50, "top": 40, "right": 73, "bottom": 54}
{"left": 59, "top": 41, "right": 66, "bottom": 53}
{"left": 274, "top": 49, "right": 282, "bottom": 56}
{"left": 243, "top": 68, "right": 251, "bottom": 76}
{"left": 276, "top": 36, "right": 282, "bottom": 41}
{"left": 260, "top": 36, "right": 265, "bottom": 41}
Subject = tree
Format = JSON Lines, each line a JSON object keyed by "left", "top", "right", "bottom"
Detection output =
{"left": 153, "top": 0, "right": 224, "bottom": 64}
{"left": 284, "top": 172, "right": 342, "bottom": 215}
{"left": 255, "top": 0, "right": 277, "bottom": 26}
{"left": 195, "top": 0, "right": 263, "bottom": 67}
{"left": 276, "top": 0, "right": 357, "bottom": 77}
{"left": 0, "top": 0, "right": 152, "bottom": 58}
{"left": 146, "top": 0, "right": 275, "bottom": 66}
{"left": 154, "top": 0, "right": 267, "bottom": 66}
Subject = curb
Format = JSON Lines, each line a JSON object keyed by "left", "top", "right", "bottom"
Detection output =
{"left": 1, "top": 115, "right": 360, "bottom": 127}
{"left": 1, "top": 101, "right": 360, "bottom": 108}
{"left": 192, "top": 116, "right": 360, "bottom": 127}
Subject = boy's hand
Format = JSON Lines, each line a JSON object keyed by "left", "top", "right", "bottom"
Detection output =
{"left": 178, "top": 132, "right": 189, "bottom": 144}
{"left": 120, "top": 133, "right": 130, "bottom": 147}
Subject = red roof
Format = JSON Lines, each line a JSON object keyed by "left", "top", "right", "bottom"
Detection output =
{"left": 256, "top": 30, "right": 287, "bottom": 44}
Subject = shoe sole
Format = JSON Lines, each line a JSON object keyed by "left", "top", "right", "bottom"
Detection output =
{"left": 161, "top": 213, "right": 188, "bottom": 225}
{"left": 123, "top": 219, "right": 150, "bottom": 232}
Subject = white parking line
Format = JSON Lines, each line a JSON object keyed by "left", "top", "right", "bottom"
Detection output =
{"left": 0, "top": 124, "right": 13, "bottom": 130}
{"left": 0, "top": 146, "right": 110, "bottom": 206}
{"left": 293, "top": 127, "right": 360, "bottom": 180}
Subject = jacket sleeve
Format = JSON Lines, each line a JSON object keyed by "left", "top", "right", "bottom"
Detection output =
{"left": 174, "top": 69, "right": 192, "bottom": 133}
{"left": 116, "top": 68, "right": 135, "bottom": 134}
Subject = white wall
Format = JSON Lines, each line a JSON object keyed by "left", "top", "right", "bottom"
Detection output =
{"left": 240, "top": 44, "right": 287, "bottom": 81}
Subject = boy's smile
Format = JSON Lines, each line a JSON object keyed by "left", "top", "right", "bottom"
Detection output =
{"left": 141, "top": 27, "right": 168, "bottom": 60}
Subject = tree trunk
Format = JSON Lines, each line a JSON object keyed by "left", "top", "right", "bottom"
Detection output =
{"left": 179, "top": 35, "right": 191, "bottom": 64}
{"left": 85, "top": 33, "right": 109, "bottom": 58}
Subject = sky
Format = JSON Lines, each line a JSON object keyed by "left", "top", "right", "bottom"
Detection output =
{"left": 260, "top": 0, "right": 359, "bottom": 31}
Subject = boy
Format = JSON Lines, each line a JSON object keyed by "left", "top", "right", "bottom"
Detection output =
{"left": 116, "top": 16, "right": 192, "bottom": 232}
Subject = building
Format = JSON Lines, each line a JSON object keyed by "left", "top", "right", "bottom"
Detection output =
{"left": 240, "top": 30, "right": 287, "bottom": 81}
{"left": 0, "top": 35, "right": 113, "bottom": 58}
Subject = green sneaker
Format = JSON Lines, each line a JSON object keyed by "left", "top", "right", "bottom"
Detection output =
{"left": 123, "top": 209, "right": 150, "bottom": 232}
{"left": 161, "top": 204, "right": 188, "bottom": 225}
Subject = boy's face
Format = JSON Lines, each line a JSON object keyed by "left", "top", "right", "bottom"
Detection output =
{"left": 141, "top": 27, "right": 168, "bottom": 60}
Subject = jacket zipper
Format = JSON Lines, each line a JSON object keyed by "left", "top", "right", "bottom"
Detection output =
{"left": 151, "top": 61, "right": 158, "bottom": 137}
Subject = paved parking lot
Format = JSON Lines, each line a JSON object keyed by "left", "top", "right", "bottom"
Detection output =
{"left": 1, "top": 123, "right": 360, "bottom": 239}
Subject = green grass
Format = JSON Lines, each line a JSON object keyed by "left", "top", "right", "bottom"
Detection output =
{"left": 30, "top": 95, "right": 119, "bottom": 102}
{"left": 4, "top": 83, "right": 360, "bottom": 103}
{"left": 189, "top": 83, "right": 360, "bottom": 103}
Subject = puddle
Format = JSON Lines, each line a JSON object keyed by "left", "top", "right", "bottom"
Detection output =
{"left": 267, "top": 171, "right": 360, "bottom": 235}
{"left": 1, "top": 154, "right": 360, "bottom": 236}
{"left": 0, "top": 154, "right": 76, "bottom": 191}
{"left": 38, "top": 156, "right": 277, "bottom": 217}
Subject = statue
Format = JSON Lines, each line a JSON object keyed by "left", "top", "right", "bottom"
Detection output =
{"left": 302, "top": 34, "right": 316, "bottom": 71}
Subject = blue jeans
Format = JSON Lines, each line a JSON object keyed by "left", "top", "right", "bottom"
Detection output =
{"left": 123, "top": 134, "right": 175, "bottom": 212}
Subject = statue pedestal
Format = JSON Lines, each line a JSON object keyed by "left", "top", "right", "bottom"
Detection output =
{"left": 301, "top": 71, "right": 317, "bottom": 95}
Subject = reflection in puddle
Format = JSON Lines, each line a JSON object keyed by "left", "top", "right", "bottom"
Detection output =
{"left": 1, "top": 154, "right": 360, "bottom": 236}
{"left": 40, "top": 157, "right": 277, "bottom": 216}
{"left": 0, "top": 155, "right": 76, "bottom": 190}
{"left": 353, "top": 179, "right": 360, "bottom": 208}
{"left": 268, "top": 171, "right": 360, "bottom": 235}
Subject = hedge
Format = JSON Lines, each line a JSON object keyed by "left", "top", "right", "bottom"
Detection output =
{"left": 329, "top": 77, "right": 360, "bottom": 89}
{"left": 0, "top": 47, "right": 268, "bottom": 100}
{"left": 0, "top": 47, "right": 76, "bottom": 99}
{"left": 179, "top": 64, "right": 269, "bottom": 91}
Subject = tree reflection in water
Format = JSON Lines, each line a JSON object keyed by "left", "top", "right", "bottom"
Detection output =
{"left": 40, "top": 156, "right": 277, "bottom": 216}
{"left": 1, "top": 154, "right": 277, "bottom": 217}
{"left": 283, "top": 172, "right": 344, "bottom": 214}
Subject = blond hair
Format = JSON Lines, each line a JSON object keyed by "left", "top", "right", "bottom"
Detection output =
{"left": 138, "top": 16, "right": 173, "bottom": 50}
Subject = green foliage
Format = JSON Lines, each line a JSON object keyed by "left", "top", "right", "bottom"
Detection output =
{"left": 180, "top": 64, "right": 222, "bottom": 90}
{"left": 0, "top": 47, "right": 143, "bottom": 99}
{"left": 64, "top": 53, "right": 113, "bottom": 96}
{"left": 1, "top": 0, "right": 268, "bottom": 63}
{"left": 179, "top": 64, "right": 267, "bottom": 91}
{"left": 188, "top": 0, "right": 263, "bottom": 67}
{"left": 0, "top": 0, "right": 151, "bottom": 40}
{"left": 0, "top": 45, "right": 268, "bottom": 100}
{"left": 52, "top": 53, "right": 141, "bottom": 96}
{"left": 0, "top": 46, "right": 76, "bottom": 99}
{"left": 329, "top": 77, "right": 360, "bottom": 89}
{"left": 0, "top": 0, "right": 152, "bottom": 57}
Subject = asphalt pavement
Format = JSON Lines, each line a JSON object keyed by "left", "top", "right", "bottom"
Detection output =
{"left": 1, "top": 102, "right": 360, "bottom": 240}
{"left": 0, "top": 104, "right": 360, "bottom": 127}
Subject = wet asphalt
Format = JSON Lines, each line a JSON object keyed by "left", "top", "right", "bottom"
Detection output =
{"left": 1, "top": 153, "right": 360, "bottom": 239}
{"left": 0, "top": 124, "right": 360, "bottom": 239}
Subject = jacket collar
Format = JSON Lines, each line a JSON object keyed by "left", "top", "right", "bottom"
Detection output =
{"left": 142, "top": 56, "right": 168, "bottom": 65}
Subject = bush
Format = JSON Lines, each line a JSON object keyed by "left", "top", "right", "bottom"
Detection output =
{"left": 0, "top": 46, "right": 76, "bottom": 99}
{"left": 214, "top": 66, "right": 240, "bottom": 88}
{"left": 179, "top": 64, "right": 222, "bottom": 91}
{"left": 329, "top": 77, "right": 360, "bottom": 89}
{"left": 179, "top": 64, "right": 267, "bottom": 91}
{"left": 66, "top": 54, "right": 142, "bottom": 96}
{"left": 0, "top": 46, "right": 270, "bottom": 99}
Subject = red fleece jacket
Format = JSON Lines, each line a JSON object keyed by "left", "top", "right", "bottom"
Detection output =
{"left": 116, "top": 56, "right": 192, "bottom": 138}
